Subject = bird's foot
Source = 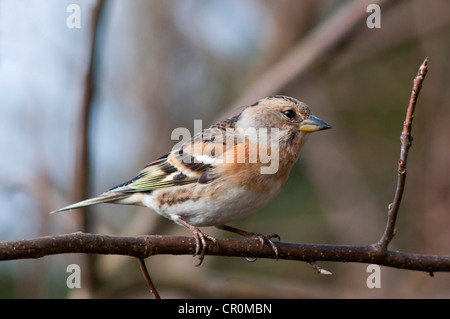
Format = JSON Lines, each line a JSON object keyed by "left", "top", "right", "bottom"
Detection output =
{"left": 173, "top": 216, "right": 218, "bottom": 266}
{"left": 217, "top": 225, "right": 280, "bottom": 260}
{"left": 191, "top": 228, "right": 218, "bottom": 266}
{"left": 250, "top": 232, "right": 280, "bottom": 260}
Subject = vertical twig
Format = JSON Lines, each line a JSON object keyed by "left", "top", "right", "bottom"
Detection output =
{"left": 377, "top": 57, "right": 428, "bottom": 250}
{"left": 138, "top": 258, "right": 161, "bottom": 299}
{"left": 72, "top": 0, "right": 106, "bottom": 292}
{"left": 74, "top": 0, "right": 105, "bottom": 231}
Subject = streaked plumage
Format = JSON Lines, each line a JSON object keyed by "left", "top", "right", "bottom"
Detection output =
{"left": 52, "top": 95, "right": 331, "bottom": 264}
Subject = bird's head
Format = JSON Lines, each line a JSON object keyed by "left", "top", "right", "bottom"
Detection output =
{"left": 236, "top": 95, "right": 331, "bottom": 150}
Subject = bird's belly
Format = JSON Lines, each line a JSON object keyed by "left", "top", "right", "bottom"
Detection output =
{"left": 143, "top": 184, "right": 282, "bottom": 227}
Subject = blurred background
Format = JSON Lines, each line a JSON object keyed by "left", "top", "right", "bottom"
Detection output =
{"left": 1, "top": 0, "right": 450, "bottom": 298}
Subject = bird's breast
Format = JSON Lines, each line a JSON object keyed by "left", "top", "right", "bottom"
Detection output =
{"left": 142, "top": 178, "right": 284, "bottom": 227}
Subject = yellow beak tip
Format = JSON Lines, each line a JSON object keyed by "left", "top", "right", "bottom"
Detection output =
{"left": 299, "top": 116, "right": 331, "bottom": 132}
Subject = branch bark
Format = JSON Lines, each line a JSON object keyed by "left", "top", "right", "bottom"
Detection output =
{"left": 1, "top": 233, "right": 449, "bottom": 273}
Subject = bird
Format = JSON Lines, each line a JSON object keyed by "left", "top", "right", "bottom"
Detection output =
{"left": 52, "top": 95, "right": 331, "bottom": 265}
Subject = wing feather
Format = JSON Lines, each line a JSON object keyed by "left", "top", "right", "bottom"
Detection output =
{"left": 108, "top": 115, "right": 241, "bottom": 193}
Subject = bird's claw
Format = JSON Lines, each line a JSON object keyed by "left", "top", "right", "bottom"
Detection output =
{"left": 173, "top": 216, "right": 218, "bottom": 266}
{"left": 191, "top": 229, "right": 218, "bottom": 267}
{"left": 217, "top": 225, "right": 281, "bottom": 261}
{"left": 248, "top": 232, "right": 281, "bottom": 260}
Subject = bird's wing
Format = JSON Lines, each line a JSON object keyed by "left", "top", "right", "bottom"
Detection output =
{"left": 108, "top": 124, "right": 238, "bottom": 193}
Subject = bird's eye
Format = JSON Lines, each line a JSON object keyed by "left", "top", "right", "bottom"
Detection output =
{"left": 283, "top": 109, "right": 296, "bottom": 119}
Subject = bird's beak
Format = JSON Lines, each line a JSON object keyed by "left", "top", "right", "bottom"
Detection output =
{"left": 299, "top": 115, "right": 331, "bottom": 132}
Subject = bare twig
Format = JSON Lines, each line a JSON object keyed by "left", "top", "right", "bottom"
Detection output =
{"left": 138, "top": 258, "right": 161, "bottom": 299}
{"left": 73, "top": 0, "right": 105, "bottom": 229}
{"left": 377, "top": 57, "right": 429, "bottom": 250}
{"left": 310, "top": 261, "right": 333, "bottom": 276}
{"left": 72, "top": 0, "right": 106, "bottom": 292}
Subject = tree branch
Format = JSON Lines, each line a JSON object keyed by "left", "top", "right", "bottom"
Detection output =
{"left": 72, "top": 0, "right": 106, "bottom": 293}
{"left": 377, "top": 57, "right": 428, "bottom": 250}
{"left": 73, "top": 0, "right": 105, "bottom": 231}
{"left": 1, "top": 233, "right": 449, "bottom": 273}
{"left": 138, "top": 258, "right": 161, "bottom": 299}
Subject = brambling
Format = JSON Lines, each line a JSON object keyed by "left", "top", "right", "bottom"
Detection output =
{"left": 52, "top": 95, "right": 330, "bottom": 265}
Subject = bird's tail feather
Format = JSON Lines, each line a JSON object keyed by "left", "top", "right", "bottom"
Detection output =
{"left": 50, "top": 192, "right": 129, "bottom": 214}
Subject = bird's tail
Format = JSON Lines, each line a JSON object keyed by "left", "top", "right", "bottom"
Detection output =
{"left": 50, "top": 192, "right": 129, "bottom": 214}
